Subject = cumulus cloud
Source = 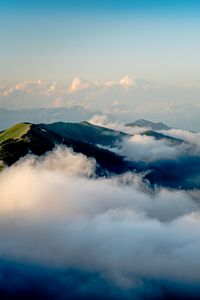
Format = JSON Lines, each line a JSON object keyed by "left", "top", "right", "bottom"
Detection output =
{"left": 0, "top": 146, "right": 200, "bottom": 300}
{"left": 1, "top": 77, "right": 200, "bottom": 132}
{"left": 0, "top": 76, "right": 136, "bottom": 109}
{"left": 0, "top": 80, "right": 68, "bottom": 109}
{"left": 68, "top": 77, "right": 100, "bottom": 93}
{"left": 0, "top": 76, "right": 136, "bottom": 101}
{"left": 106, "top": 75, "right": 135, "bottom": 88}
{"left": 1, "top": 80, "right": 60, "bottom": 97}
{"left": 68, "top": 75, "right": 135, "bottom": 93}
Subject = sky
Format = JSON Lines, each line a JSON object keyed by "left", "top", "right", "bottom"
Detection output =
{"left": 1, "top": 0, "right": 200, "bottom": 83}
{"left": 0, "top": 0, "right": 200, "bottom": 129}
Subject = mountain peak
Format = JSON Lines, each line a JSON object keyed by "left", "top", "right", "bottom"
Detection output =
{"left": 126, "top": 119, "right": 171, "bottom": 130}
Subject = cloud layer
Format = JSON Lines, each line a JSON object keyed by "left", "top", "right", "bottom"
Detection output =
{"left": 0, "top": 147, "right": 200, "bottom": 299}
{"left": 1, "top": 76, "right": 200, "bottom": 130}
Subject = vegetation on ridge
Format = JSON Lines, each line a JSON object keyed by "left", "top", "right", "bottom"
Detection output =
{"left": 0, "top": 123, "right": 31, "bottom": 144}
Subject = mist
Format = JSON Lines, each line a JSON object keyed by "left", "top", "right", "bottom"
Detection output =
{"left": 0, "top": 147, "right": 200, "bottom": 299}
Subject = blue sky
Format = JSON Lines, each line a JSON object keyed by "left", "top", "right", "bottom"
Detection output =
{"left": 1, "top": 0, "right": 200, "bottom": 15}
{"left": 0, "top": 0, "right": 200, "bottom": 83}
{"left": 0, "top": 0, "right": 200, "bottom": 129}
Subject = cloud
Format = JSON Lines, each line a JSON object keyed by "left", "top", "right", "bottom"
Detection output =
{"left": 89, "top": 114, "right": 147, "bottom": 135}
{"left": 0, "top": 76, "right": 136, "bottom": 109}
{"left": 68, "top": 75, "right": 135, "bottom": 94}
{"left": 116, "top": 134, "right": 186, "bottom": 162}
{"left": 106, "top": 75, "right": 135, "bottom": 88}
{"left": 1, "top": 77, "right": 200, "bottom": 130}
{"left": 14, "top": 80, "right": 43, "bottom": 93}
{"left": 0, "top": 80, "right": 68, "bottom": 108}
{"left": 68, "top": 77, "right": 100, "bottom": 93}
{"left": 0, "top": 147, "right": 200, "bottom": 300}
{"left": 89, "top": 115, "right": 200, "bottom": 164}
{"left": 160, "top": 129, "right": 200, "bottom": 148}
{"left": 119, "top": 75, "right": 135, "bottom": 88}
{"left": 89, "top": 115, "right": 197, "bottom": 163}
{"left": 0, "top": 76, "right": 136, "bottom": 101}
{"left": 1, "top": 80, "right": 60, "bottom": 96}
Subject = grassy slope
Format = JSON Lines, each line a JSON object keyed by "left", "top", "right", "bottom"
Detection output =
{"left": 0, "top": 123, "right": 57, "bottom": 167}
{"left": 0, "top": 123, "right": 32, "bottom": 167}
{"left": 0, "top": 123, "right": 31, "bottom": 144}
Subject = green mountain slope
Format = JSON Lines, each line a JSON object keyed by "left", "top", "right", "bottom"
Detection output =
{"left": 0, "top": 121, "right": 199, "bottom": 190}
{"left": 0, "top": 121, "right": 185, "bottom": 170}
{"left": 0, "top": 123, "right": 31, "bottom": 143}
{"left": 40, "top": 121, "right": 127, "bottom": 147}
{"left": 0, "top": 122, "right": 130, "bottom": 174}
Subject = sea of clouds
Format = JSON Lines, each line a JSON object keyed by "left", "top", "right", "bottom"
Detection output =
{"left": 0, "top": 145, "right": 200, "bottom": 299}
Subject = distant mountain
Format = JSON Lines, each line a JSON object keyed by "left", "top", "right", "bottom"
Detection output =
{"left": 141, "top": 130, "right": 183, "bottom": 144}
{"left": 126, "top": 119, "right": 171, "bottom": 130}
{"left": 0, "top": 106, "right": 96, "bottom": 131}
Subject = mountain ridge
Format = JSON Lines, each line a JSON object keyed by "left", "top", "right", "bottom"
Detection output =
{"left": 126, "top": 119, "right": 171, "bottom": 130}
{"left": 0, "top": 122, "right": 132, "bottom": 174}
{"left": 0, "top": 121, "right": 199, "bottom": 190}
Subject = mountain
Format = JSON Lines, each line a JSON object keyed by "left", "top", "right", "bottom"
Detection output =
{"left": 0, "top": 122, "right": 130, "bottom": 174}
{"left": 141, "top": 130, "right": 183, "bottom": 144}
{"left": 0, "top": 106, "right": 96, "bottom": 131}
{"left": 40, "top": 121, "right": 127, "bottom": 147}
{"left": 126, "top": 119, "right": 171, "bottom": 130}
{"left": 0, "top": 121, "right": 199, "bottom": 190}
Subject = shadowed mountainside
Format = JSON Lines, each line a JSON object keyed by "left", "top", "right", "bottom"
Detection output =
{"left": 0, "top": 122, "right": 132, "bottom": 174}
{"left": 0, "top": 121, "right": 199, "bottom": 190}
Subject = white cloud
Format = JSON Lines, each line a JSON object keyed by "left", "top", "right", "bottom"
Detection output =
{"left": 68, "top": 75, "right": 135, "bottom": 93}
{"left": 106, "top": 75, "right": 135, "bottom": 88}
{"left": 160, "top": 129, "right": 200, "bottom": 147}
{"left": 0, "top": 80, "right": 64, "bottom": 98}
{"left": 0, "top": 147, "right": 200, "bottom": 289}
{"left": 1, "top": 77, "right": 200, "bottom": 131}
{"left": 89, "top": 114, "right": 147, "bottom": 135}
{"left": 119, "top": 75, "right": 135, "bottom": 88}
{"left": 14, "top": 80, "right": 43, "bottom": 93}
{"left": 68, "top": 77, "right": 100, "bottom": 93}
{"left": 112, "top": 134, "right": 186, "bottom": 162}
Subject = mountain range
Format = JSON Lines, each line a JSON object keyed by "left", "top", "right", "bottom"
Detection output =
{"left": 1, "top": 120, "right": 199, "bottom": 190}
{"left": 0, "top": 106, "right": 95, "bottom": 131}
{"left": 0, "top": 106, "right": 173, "bottom": 131}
